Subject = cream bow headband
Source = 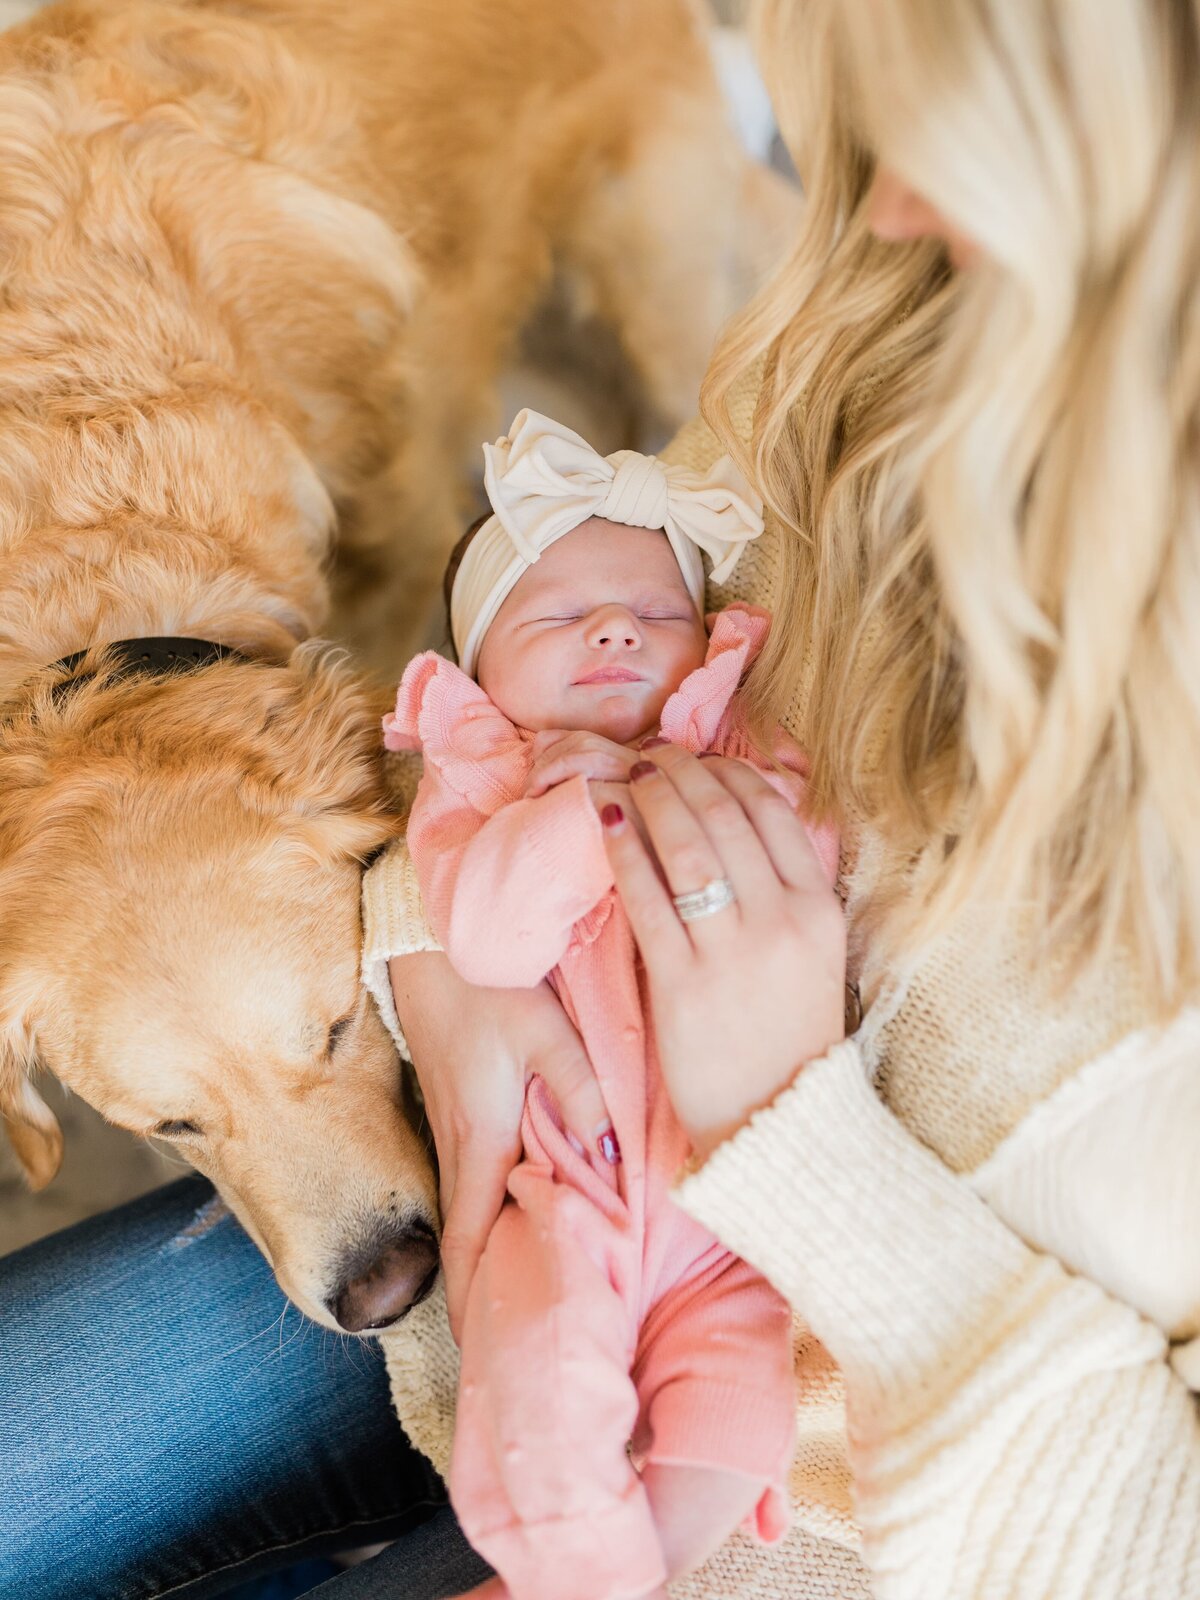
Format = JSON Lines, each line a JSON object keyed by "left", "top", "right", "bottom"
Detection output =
{"left": 450, "top": 408, "right": 764, "bottom": 676}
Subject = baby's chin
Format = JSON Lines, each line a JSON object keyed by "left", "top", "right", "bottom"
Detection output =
{"left": 579, "top": 691, "right": 663, "bottom": 744}
{"left": 552, "top": 691, "right": 660, "bottom": 746}
{"left": 578, "top": 712, "right": 657, "bottom": 744}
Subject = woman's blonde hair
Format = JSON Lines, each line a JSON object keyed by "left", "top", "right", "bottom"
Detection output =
{"left": 705, "top": 0, "right": 1200, "bottom": 1009}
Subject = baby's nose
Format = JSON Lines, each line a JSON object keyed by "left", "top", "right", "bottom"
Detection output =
{"left": 584, "top": 606, "right": 642, "bottom": 648}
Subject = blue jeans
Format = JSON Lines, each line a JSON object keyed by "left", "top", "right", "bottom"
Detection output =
{"left": 0, "top": 1177, "right": 491, "bottom": 1600}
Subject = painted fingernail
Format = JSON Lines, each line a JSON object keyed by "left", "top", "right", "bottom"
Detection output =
{"left": 600, "top": 803, "right": 625, "bottom": 828}
{"left": 629, "top": 761, "right": 660, "bottom": 781}
{"left": 639, "top": 735, "right": 670, "bottom": 750}
{"left": 598, "top": 1128, "right": 621, "bottom": 1165}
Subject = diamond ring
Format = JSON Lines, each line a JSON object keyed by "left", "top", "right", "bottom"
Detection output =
{"left": 672, "top": 877, "right": 737, "bottom": 923}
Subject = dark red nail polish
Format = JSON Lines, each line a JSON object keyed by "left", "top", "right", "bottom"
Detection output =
{"left": 640, "top": 736, "right": 670, "bottom": 749}
{"left": 600, "top": 803, "right": 624, "bottom": 828}
{"left": 598, "top": 1129, "right": 621, "bottom": 1165}
{"left": 629, "top": 761, "right": 659, "bottom": 781}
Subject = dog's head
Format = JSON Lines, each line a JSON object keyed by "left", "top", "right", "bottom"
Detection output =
{"left": 0, "top": 646, "right": 440, "bottom": 1332}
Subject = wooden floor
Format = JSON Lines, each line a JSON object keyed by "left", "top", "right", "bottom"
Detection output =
{"left": 0, "top": 1094, "right": 177, "bottom": 1258}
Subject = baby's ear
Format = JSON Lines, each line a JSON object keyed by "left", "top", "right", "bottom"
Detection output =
{"left": 0, "top": 1015, "right": 62, "bottom": 1191}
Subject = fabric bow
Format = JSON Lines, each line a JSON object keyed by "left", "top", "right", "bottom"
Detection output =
{"left": 451, "top": 408, "right": 764, "bottom": 676}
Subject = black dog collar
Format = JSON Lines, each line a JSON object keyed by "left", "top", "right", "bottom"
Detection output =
{"left": 49, "top": 636, "right": 247, "bottom": 700}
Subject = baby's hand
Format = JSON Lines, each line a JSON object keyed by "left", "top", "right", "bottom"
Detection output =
{"left": 526, "top": 730, "right": 639, "bottom": 796}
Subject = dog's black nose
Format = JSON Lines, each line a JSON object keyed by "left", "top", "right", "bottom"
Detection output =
{"left": 330, "top": 1224, "right": 440, "bottom": 1333}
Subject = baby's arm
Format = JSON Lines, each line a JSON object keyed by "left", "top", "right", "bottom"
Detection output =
{"left": 411, "top": 772, "right": 614, "bottom": 989}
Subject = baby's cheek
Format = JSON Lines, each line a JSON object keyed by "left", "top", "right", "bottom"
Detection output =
{"left": 478, "top": 653, "right": 553, "bottom": 730}
{"left": 668, "top": 636, "right": 709, "bottom": 690}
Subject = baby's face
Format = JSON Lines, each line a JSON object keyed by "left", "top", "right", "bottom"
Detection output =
{"left": 476, "top": 518, "right": 709, "bottom": 743}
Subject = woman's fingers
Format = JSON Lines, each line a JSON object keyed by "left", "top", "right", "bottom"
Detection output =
{"left": 438, "top": 1123, "right": 521, "bottom": 1345}
{"left": 697, "top": 755, "right": 834, "bottom": 895}
{"left": 390, "top": 953, "right": 614, "bottom": 1342}
{"left": 628, "top": 746, "right": 786, "bottom": 913}
{"left": 441, "top": 982, "right": 615, "bottom": 1331}
{"left": 438, "top": 994, "right": 613, "bottom": 1341}
{"left": 601, "top": 801, "right": 692, "bottom": 972}
{"left": 524, "top": 997, "right": 618, "bottom": 1163}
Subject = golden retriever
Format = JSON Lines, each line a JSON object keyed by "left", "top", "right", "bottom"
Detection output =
{"left": 0, "top": 0, "right": 789, "bottom": 1332}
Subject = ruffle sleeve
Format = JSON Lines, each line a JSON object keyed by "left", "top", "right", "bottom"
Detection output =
{"left": 382, "top": 650, "right": 528, "bottom": 813}
{"left": 659, "top": 604, "right": 771, "bottom": 751}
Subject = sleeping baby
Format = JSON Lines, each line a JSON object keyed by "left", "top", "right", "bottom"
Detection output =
{"left": 384, "top": 409, "right": 839, "bottom": 1600}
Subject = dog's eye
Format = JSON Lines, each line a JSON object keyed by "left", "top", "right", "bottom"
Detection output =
{"left": 326, "top": 1015, "right": 353, "bottom": 1055}
{"left": 154, "top": 1118, "right": 202, "bottom": 1139}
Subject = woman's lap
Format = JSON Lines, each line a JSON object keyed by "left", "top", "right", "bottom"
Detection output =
{"left": 305, "top": 1510, "right": 491, "bottom": 1599}
{"left": 0, "top": 1176, "right": 459, "bottom": 1600}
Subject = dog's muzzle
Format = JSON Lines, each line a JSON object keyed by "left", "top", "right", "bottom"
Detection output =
{"left": 327, "top": 1219, "right": 440, "bottom": 1333}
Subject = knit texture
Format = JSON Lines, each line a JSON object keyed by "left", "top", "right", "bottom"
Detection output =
{"left": 677, "top": 1037, "right": 1200, "bottom": 1599}
{"left": 366, "top": 371, "right": 1200, "bottom": 1599}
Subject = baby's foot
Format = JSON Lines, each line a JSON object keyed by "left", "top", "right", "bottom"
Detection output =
{"left": 447, "top": 1579, "right": 666, "bottom": 1600}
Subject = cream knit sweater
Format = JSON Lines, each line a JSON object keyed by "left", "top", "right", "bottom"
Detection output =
{"left": 362, "top": 385, "right": 1200, "bottom": 1600}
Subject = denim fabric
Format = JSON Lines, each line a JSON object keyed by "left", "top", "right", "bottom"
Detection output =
{"left": 305, "top": 1510, "right": 492, "bottom": 1599}
{"left": 0, "top": 1178, "right": 447, "bottom": 1600}
{"left": 226, "top": 1561, "right": 341, "bottom": 1599}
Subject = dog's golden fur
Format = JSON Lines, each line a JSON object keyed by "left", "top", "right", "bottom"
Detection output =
{"left": 0, "top": 0, "right": 785, "bottom": 1327}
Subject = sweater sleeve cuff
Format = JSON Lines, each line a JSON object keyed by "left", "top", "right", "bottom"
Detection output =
{"left": 361, "top": 838, "right": 441, "bottom": 1059}
{"left": 673, "top": 1039, "right": 1042, "bottom": 1412}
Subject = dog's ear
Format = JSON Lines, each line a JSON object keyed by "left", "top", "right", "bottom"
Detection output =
{"left": 0, "top": 1016, "right": 62, "bottom": 1192}
{"left": 0, "top": 743, "right": 64, "bottom": 1190}
{"left": 242, "top": 647, "right": 399, "bottom": 866}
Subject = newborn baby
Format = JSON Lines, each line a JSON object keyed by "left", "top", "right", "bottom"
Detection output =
{"left": 384, "top": 410, "right": 838, "bottom": 1600}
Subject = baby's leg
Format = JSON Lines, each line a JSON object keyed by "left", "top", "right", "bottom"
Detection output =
{"left": 445, "top": 1580, "right": 509, "bottom": 1600}
{"left": 450, "top": 1088, "right": 667, "bottom": 1600}
{"left": 445, "top": 1580, "right": 670, "bottom": 1600}
{"left": 445, "top": 1466, "right": 758, "bottom": 1596}
{"left": 641, "top": 1461, "right": 765, "bottom": 1582}
{"left": 629, "top": 1247, "right": 796, "bottom": 1581}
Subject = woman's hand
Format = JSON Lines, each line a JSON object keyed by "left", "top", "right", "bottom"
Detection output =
{"left": 526, "top": 730, "right": 640, "bottom": 796}
{"left": 389, "top": 952, "right": 613, "bottom": 1341}
{"left": 588, "top": 779, "right": 652, "bottom": 849}
{"left": 602, "top": 746, "right": 846, "bottom": 1159}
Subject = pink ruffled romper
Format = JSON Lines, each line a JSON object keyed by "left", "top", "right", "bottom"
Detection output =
{"left": 384, "top": 605, "right": 839, "bottom": 1600}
